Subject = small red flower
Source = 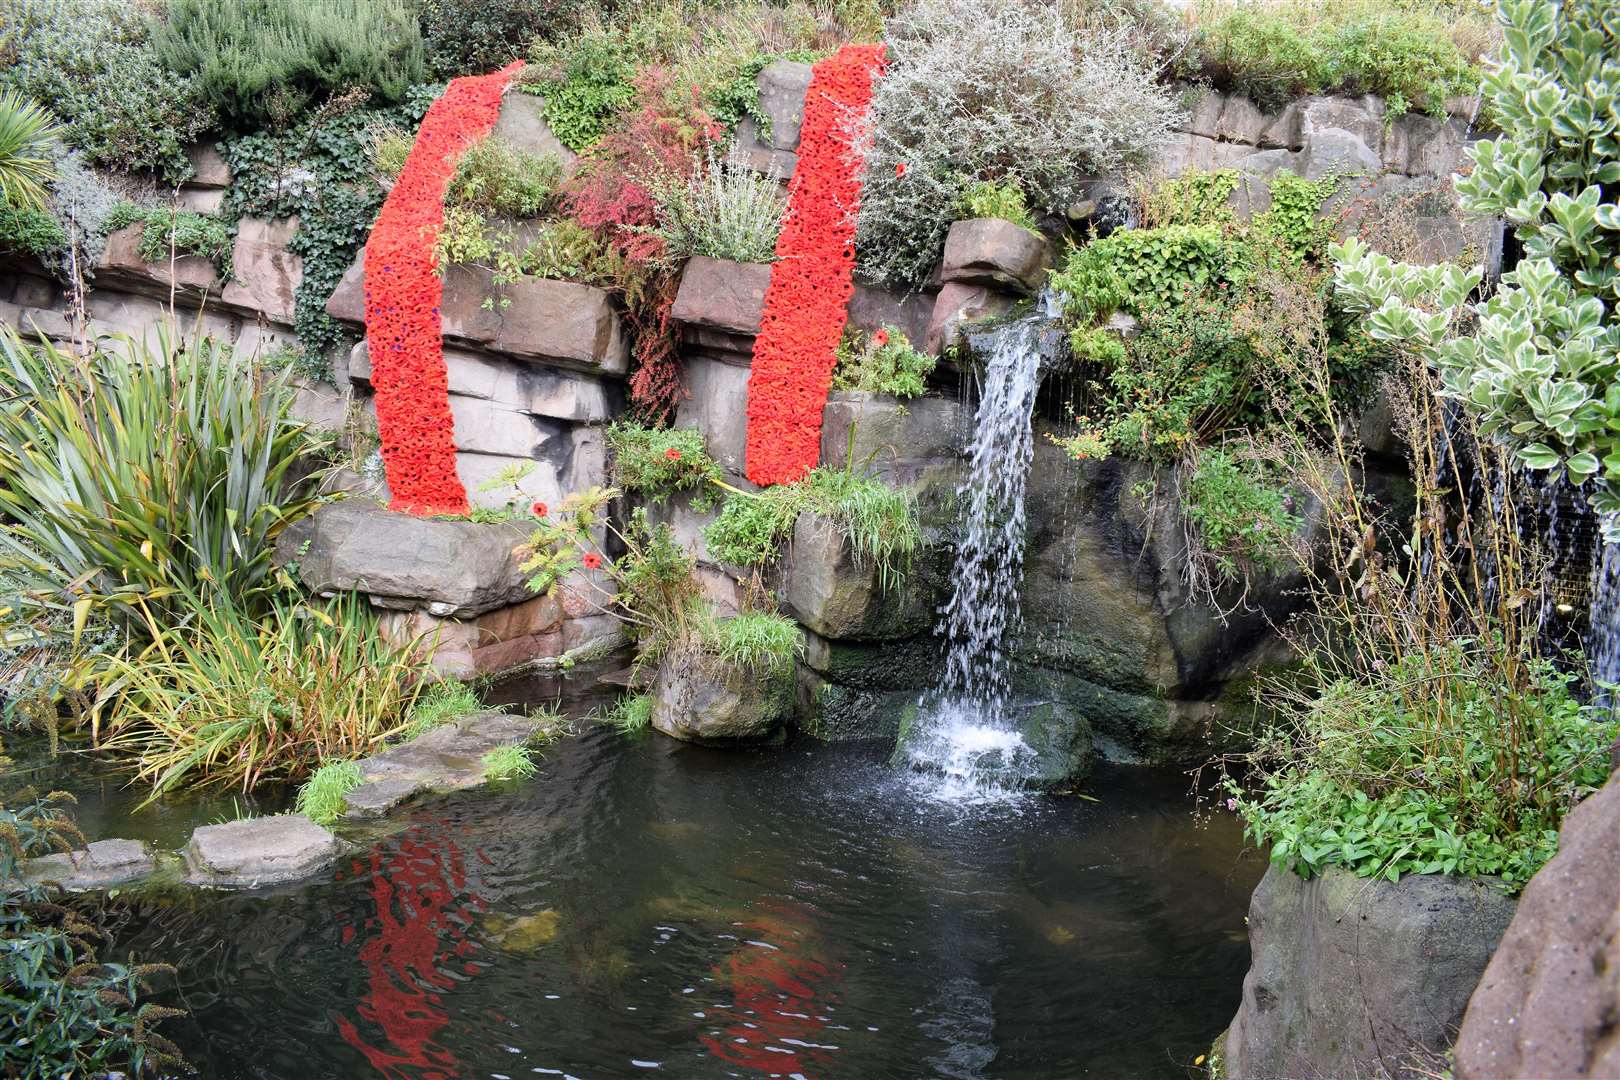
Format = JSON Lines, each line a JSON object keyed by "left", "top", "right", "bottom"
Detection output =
{"left": 895, "top": 162, "right": 907, "bottom": 177}
{"left": 531, "top": 501, "right": 548, "bottom": 517}
{"left": 664, "top": 447, "right": 682, "bottom": 461}
{"left": 872, "top": 329, "right": 889, "bottom": 347}
{"left": 582, "top": 551, "right": 603, "bottom": 570}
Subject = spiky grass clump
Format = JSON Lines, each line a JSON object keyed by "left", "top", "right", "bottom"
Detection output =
{"left": 401, "top": 680, "right": 485, "bottom": 741}
{"left": 703, "top": 466, "right": 921, "bottom": 590}
{"left": 597, "top": 693, "right": 654, "bottom": 735}
{"left": 701, "top": 611, "right": 803, "bottom": 676}
{"left": 294, "top": 760, "right": 362, "bottom": 825}
{"left": 482, "top": 744, "right": 538, "bottom": 781}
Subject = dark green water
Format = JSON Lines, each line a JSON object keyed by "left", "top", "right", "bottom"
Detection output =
{"left": 76, "top": 725, "right": 1261, "bottom": 1080}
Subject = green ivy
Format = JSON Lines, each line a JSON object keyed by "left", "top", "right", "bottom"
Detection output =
{"left": 1051, "top": 223, "right": 1252, "bottom": 328}
{"left": 222, "top": 85, "right": 440, "bottom": 366}
{"left": 1257, "top": 171, "right": 1339, "bottom": 261}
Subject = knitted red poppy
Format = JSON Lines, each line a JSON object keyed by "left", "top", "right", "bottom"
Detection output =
{"left": 743, "top": 44, "right": 886, "bottom": 486}
{"left": 363, "top": 62, "right": 523, "bottom": 515}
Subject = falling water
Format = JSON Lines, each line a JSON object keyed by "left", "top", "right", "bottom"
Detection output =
{"left": 904, "top": 304, "right": 1052, "bottom": 799}
{"left": 1587, "top": 523, "right": 1620, "bottom": 709}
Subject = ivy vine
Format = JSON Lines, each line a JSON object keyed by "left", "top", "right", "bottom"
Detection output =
{"left": 221, "top": 85, "right": 442, "bottom": 370}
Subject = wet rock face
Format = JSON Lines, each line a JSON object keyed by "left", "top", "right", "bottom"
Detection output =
{"left": 651, "top": 642, "right": 792, "bottom": 743}
{"left": 1454, "top": 772, "right": 1620, "bottom": 1079}
{"left": 185, "top": 815, "right": 339, "bottom": 888}
{"left": 1225, "top": 864, "right": 1518, "bottom": 1080}
{"left": 782, "top": 512, "right": 932, "bottom": 642}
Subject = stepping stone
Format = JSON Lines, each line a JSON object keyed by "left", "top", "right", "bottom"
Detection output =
{"left": 357, "top": 711, "right": 542, "bottom": 794}
{"left": 342, "top": 775, "right": 427, "bottom": 819}
{"left": 24, "top": 838, "right": 155, "bottom": 891}
{"left": 184, "top": 814, "right": 338, "bottom": 888}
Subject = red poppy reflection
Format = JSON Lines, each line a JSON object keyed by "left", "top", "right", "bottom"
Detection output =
{"left": 701, "top": 901, "right": 843, "bottom": 1077}
{"left": 334, "top": 834, "right": 486, "bottom": 1080}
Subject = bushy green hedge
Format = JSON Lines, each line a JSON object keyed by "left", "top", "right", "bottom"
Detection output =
{"left": 152, "top": 0, "right": 428, "bottom": 128}
{"left": 0, "top": 0, "right": 213, "bottom": 180}
{"left": 1195, "top": 0, "right": 1483, "bottom": 115}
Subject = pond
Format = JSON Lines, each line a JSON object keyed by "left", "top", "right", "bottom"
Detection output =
{"left": 76, "top": 717, "right": 1263, "bottom": 1080}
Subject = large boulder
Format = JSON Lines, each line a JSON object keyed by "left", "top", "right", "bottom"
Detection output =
{"left": 1015, "top": 438, "right": 1303, "bottom": 762}
{"left": 671, "top": 255, "right": 770, "bottom": 339}
{"left": 276, "top": 498, "right": 533, "bottom": 617}
{"left": 940, "top": 218, "right": 1052, "bottom": 294}
{"left": 222, "top": 216, "right": 301, "bottom": 324}
{"left": 1224, "top": 864, "right": 1518, "bottom": 1080}
{"left": 1454, "top": 773, "right": 1620, "bottom": 1079}
{"left": 325, "top": 260, "right": 628, "bottom": 376}
{"left": 184, "top": 814, "right": 339, "bottom": 888}
{"left": 491, "top": 91, "right": 578, "bottom": 177}
{"left": 925, "top": 282, "right": 1015, "bottom": 355}
{"left": 730, "top": 60, "right": 813, "bottom": 177}
{"left": 651, "top": 641, "right": 791, "bottom": 743}
{"left": 782, "top": 511, "right": 932, "bottom": 641}
{"left": 818, "top": 390, "right": 969, "bottom": 504}
{"left": 674, "top": 354, "right": 752, "bottom": 478}
{"left": 95, "top": 223, "right": 221, "bottom": 299}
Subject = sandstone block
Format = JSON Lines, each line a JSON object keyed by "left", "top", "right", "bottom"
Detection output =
{"left": 941, "top": 218, "right": 1051, "bottom": 294}
{"left": 185, "top": 815, "right": 338, "bottom": 887}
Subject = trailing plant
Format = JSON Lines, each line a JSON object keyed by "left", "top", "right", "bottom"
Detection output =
{"left": 363, "top": 63, "right": 523, "bottom": 515}
{"left": 101, "top": 591, "right": 432, "bottom": 796}
{"left": 646, "top": 146, "right": 786, "bottom": 265}
{"left": 855, "top": 0, "right": 1180, "bottom": 287}
{"left": 1180, "top": 447, "right": 1303, "bottom": 584}
{"left": 294, "top": 759, "right": 363, "bottom": 825}
{"left": 605, "top": 421, "right": 724, "bottom": 507}
{"left": 596, "top": 692, "right": 654, "bottom": 735}
{"left": 152, "top": 0, "right": 428, "bottom": 129}
{"left": 0, "top": 785, "right": 186, "bottom": 1077}
{"left": 0, "top": 0, "right": 213, "bottom": 180}
{"left": 746, "top": 43, "right": 885, "bottom": 485}
{"left": 0, "top": 90, "right": 60, "bottom": 212}
{"left": 704, "top": 466, "right": 920, "bottom": 590}
{"left": 1193, "top": 0, "right": 1485, "bottom": 114}
{"left": 0, "top": 330, "right": 321, "bottom": 635}
{"left": 103, "top": 203, "right": 233, "bottom": 270}
{"left": 224, "top": 84, "right": 440, "bottom": 363}
{"left": 957, "top": 177, "right": 1036, "bottom": 231}
{"left": 1329, "top": 0, "right": 1620, "bottom": 519}
{"left": 831, "top": 325, "right": 936, "bottom": 398}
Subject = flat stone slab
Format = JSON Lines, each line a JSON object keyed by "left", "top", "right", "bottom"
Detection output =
{"left": 185, "top": 814, "right": 338, "bottom": 888}
{"left": 275, "top": 498, "right": 534, "bottom": 617}
{"left": 345, "top": 711, "right": 544, "bottom": 818}
{"left": 24, "top": 838, "right": 155, "bottom": 891}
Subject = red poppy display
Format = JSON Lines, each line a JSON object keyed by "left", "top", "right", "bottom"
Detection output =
{"left": 362, "top": 62, "right": 524, "bottom": 516}
{"left": 743, "top": 43, "right": 886, "bottom": 486}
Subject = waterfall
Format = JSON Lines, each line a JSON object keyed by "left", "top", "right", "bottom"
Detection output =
{"left": 1588, "top": 525, "right": 1620, "bottom": 708}
{"left": 903, "top": 306, "right": 1051, "bottom": 799}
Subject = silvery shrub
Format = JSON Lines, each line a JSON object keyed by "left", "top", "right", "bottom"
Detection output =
{"left": 853, "top": 0, "right": 1182, "bottom": 288}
